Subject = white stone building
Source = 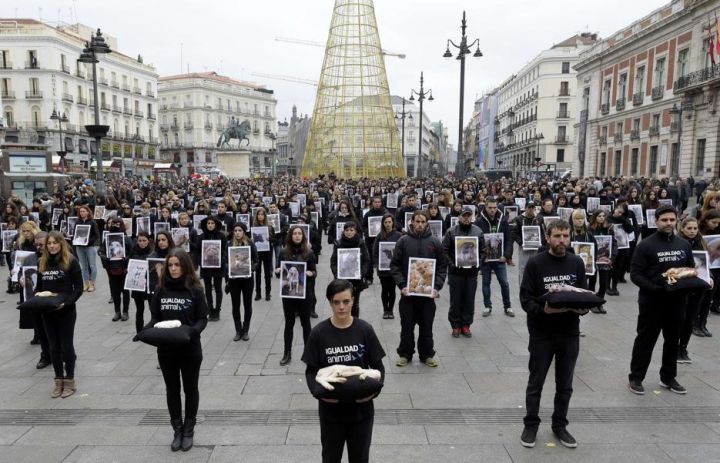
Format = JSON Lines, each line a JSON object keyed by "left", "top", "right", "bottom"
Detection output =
{"left": 391, "top": 95, "right": 435, "bottom": 177}
{"left": 158, "top": 72, "right": 277, "bottom": 177}
{"left": 494, "top": 33, "right": 598, "bottom": 177}
{"left": 0, "top": 19, "right": 160, "bottom": 178}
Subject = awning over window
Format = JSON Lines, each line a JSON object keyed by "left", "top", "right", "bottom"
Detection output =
{"left": 153, "top": 163, "right": 173, "bottom": 169}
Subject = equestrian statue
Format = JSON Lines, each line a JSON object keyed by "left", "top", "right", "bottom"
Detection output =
{"left": 217, "top": 117, "right": 251, "bottom": 149}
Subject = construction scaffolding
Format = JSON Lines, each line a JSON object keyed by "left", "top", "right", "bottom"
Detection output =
{"left": 300, "top": 0, "right": 405, "bottom": 179}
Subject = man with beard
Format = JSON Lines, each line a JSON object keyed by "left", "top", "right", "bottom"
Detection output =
{"left": 361, "top": 196, "right": 387, "bottom": 284}
{"left": 390, "top": 211, "right": 447, "bottom": 368}
{"left": 519, "top": 219, "right": 587, "bottom": 449}
{"left": 395, "top": 194, "right": 418, "bottom": 233}
{"left": 475, "top": 197, "right": 514, "bottom": 317}
{"left": 628, "top": 205, "right": 694, "bottom": 395}
{"left": 442, "top": 209, "right": 485, "bottom": 338}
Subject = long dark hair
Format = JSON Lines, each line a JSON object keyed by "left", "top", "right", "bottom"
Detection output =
{"left": 378, "top": 213, "right": 396, "bottom": 239}
{"left": 159, "top": 248, "right": 202, "bottom": 289}
{"left": 284, "top": 224, "right": 311, "bottom": 258}
{"left": 155, "top": 230, "right": 175, "bottom": 249}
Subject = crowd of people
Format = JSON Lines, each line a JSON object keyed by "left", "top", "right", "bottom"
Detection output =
{"left": 1, "top": 171, "right": 716, "bottom": 458}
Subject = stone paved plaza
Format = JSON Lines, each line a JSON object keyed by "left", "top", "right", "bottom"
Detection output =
{"left": 1, "top": 249, "right": 720, "bottom": 462}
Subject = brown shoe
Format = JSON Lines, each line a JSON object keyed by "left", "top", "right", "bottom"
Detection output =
{"left": 51, "top": 378, "right": 63, "bottom": 398}
{"left": 60, "top": 379, "right": 76, "bottom": 398}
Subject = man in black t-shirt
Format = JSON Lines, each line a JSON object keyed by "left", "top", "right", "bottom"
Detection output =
{"left": 302, "top": 279, "right": 386, "bottom": 463}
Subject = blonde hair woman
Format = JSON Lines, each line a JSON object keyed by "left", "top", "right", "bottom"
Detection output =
{"left": 37, "top": 231, "right": 84, "bottom": 398}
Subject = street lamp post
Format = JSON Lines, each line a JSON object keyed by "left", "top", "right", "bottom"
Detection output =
{"left": 669, "top": 103, "right": 683, "bottom": 177}
{"left": 395, "top": 97, "right": 412, "bottom": 159}
{"left": 50, "top": 109, "right": 69, "bottom": 193}
{"left": 78, "top": 29, "right": 111, "bottom": 198}
{"left": 410, "top": 72, "right": 433, "bottom": 177}
{"left": 443, "top": 11, "right": 483, "bottom": 179}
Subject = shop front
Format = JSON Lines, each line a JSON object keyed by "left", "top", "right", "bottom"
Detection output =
{"left": 0, "top": 146, "right": 66, "bottom": 203}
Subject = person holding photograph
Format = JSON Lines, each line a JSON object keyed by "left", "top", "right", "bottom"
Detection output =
{"left": 129, "top": 232, "right": 154, "bottom": 340}
{"left": 196, "top": 217, "right": 226, "bottom": 321}
{"left": 158, "top": 207, "right": 179, "bottom": 229}
{"left": 227, "top": 223, "right": 258, "bottom": 342}
{"left": 676, "top": 217, "right": 712, "bottom": 363}
{"left": 361, "top": 196, "right": 386, "bottom": 279}
{"left": 570, "top": 208, "right": 597, "bottom": 280}
{"left": 175, "top": 212, "right": 198, "bottom": 256}
{"left": 511, "top": 201, "right": 544, "bottom": 286}
{"left": 151, "top": 231, "right": 175, "bottom": 260}
{"left": 36, "top": 231, "right": 84, "bottom": 398}
{"left": 606, "top": 204, "right": 634, "bottom": 297}
{"left": 327, "top": 200, "right": 358, "bottom": 245}
{"left": 19, "top": 231, "right": 51, "bottom": 368}
{"left": 275, "top": 225, "right": 317, "bottom": 366}
{"left": 373, "top": 213, "right": 402, "bottom": 319}
{"left": 330, "top": 221, "right": 372, "bottom": 318}
{"left": 443, "top": 200, "right": 464, "bottom": 233}
{"left": 588, "top": 210, "right": 616, "bottom": 310}
{"left": 268, "top": 202, "right": 290, "bottom": 263}
{"left": 143, "top": 248, "right": 208, "bottom": 452}
{"left": 442, "top": 208, "right": 485, "bottom": 338}
{"left": 135, "top": 202, "right": 157, "bottom": 238}
{"left": 98, "top": 218, "right": 135, "bottom": 322}
{"left": 696, "top": 210, "right": 720, "bottom": 336}
{"left": 390, "top": 210, "right": 447, "bottom": 368}
{"left": 74, "top": 205, "right": 99, "bottom": 292}
{"left": 253, "top": 208, "right": 275, "bottom": 302}
{"left": 297, "top": 213, "right": 322, "bottom": 318}
{"left": 302, "top": 279, "right": 386, "bottom": 463}
{"left": 476, "top": 197, "right": 514, "bottom": 317}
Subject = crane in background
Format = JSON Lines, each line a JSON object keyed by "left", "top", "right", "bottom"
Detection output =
{"left": 275, "top": 36, "right": 406, "bottom": 59}
{"left": 251, "top": 72, "right": 318, "bottom": 86}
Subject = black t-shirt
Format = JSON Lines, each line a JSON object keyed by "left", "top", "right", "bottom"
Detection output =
{"left": 302, "top": 318, "right": 386, "bottom": 422}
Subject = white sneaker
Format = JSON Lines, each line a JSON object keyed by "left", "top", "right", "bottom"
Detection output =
{"left": 482, "top": 308, "right": 492, "bottom": 317}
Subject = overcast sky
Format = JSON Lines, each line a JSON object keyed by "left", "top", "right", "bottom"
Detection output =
{"left": 15, "top": 0, "right": 666, "bottom": 145}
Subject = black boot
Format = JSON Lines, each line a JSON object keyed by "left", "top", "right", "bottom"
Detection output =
{"left": 265, "top": 277, "right": 272, "bottom": 301}
{"left": 181, "top": 418, "right": 195, "bottom": 451}
{"left": 279, "top": 351, "right": 291, "bottom": 366}
{"left": 170, "top": 419, "right": 183, "bottom": 452}
{"left": 254, "top": 287, "right": 262, "bottom": 301}
{"left": 208, "top": 309, "right": 219, "bottom": 322}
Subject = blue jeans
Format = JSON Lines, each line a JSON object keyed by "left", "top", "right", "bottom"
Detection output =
{"left": 75, "top": 245, "right": 98, "bottom": 282}
{"left": 481, "top": 261, "right": 511, "bottom": 309}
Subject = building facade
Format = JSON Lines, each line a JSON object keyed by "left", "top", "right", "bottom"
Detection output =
{"left": 0, "top": 19, "right": 160, "bottom": 183}
{"left": 495, "top": 33, "right": 598, "bottom": 177}
{"left": 275, "top": 105, "right": 311, "bottom": 176}
{"left": 575, "top": 0, "right": 718, "bottom": 180}
{"left": 391, "top": 95, "right": 435, "bottom": 177}
{"left": 474, "top": 90, "right": 498, "bottom": 173}
{"left": 158, "top": 72, "right": 277, "bottom": 177}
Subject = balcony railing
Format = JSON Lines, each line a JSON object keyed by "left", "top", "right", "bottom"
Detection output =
{"left": 614, "top": 133, "right": 623, "bottom": 143}
{"left": 112, "top": 104, "right": 122, "bottom": 113}
{"left": 598, "top": 135, "right": 607, "bottom": 145}
{"left": 25, "top": 60, "right": 39, "bottom": 69}
{"left": 100, "top": 102, "right": 111, "bottom": 111}
{"left": 147, "top": 112, "right": 156, "bottom": 120}
{"left": 98, "top": 77, "right": 108, "bottom": 86}
{"left": 616, "top": 97, "right": 626, "bottom": 111}
{"left": 184, "top": 122, "right": 193, "bottom": 130}
{"left": 75, "top": 70, "right": 85, "bottom": 79}
{"left": 25, "top": 90, "right": 43, "bottom": 99}
{"left": 559, "top": 87, "right": 570, "bottom": 96}
{"left": 556, "top": 111, "right": 569, "bottom": 119}
{"left": 600, "top": 103, "right": 610, "bottom": 115}
{"left": 133, "top": 87, "right": 142, "bottom": 94}
{"left": 204, "top": 122, "right": 213, "bottom": 130}
{"left": 134, "top": 110, "right": 144, "bottom": 118}
{"left": 77, "top": 96, "right": 87, "bottom": 106}
{"left": 630, "top": 129, "right": 640, "bottom": 140}
{"left": 62, "top": 93, "right": 74, "bottom": 103}
{"left": 671, "top": 121, "right": 680, "bottom": 132}
{"left": 170, "top": 123, "right": 180, "bottom": 131}
{"left": 0, "top": 61, "right": 12, "bottom": 69}
{"left": 160, "top": 124, "right": 169, "bottom": 132}
{"left": 651, "top": 85, "right": 663, "bottom": 100}
{"left": 649, "top": 125, "right": 660, "bottom": 137}
{"left": 61, "top": 64, "right": 70, "bottom": 74}
{"left": 146, "top": 90, "right": 155, "bottom": 97}
{"left": 633, "top": 92, "right": 644, "bottom": 105}
{"left": 110, "top": 80, "right": 119, "bottom": 89}
{"left": 1, "top": 90, "right": 15, "bottom": 99}
{"left": 122, "top": 84, "right": 130, "bottom": 92}
{"left": 123, "top": 107, "right": 132, "bottom": 115}
{"left": 555, "top": 135, "right": 569, "bottom": 144}
{"left": 674, "top": 64, "right": 720, "bottom": 93}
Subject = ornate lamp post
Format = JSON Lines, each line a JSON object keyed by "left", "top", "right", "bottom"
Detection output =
{"left": 443, "top": 11, "right": 482, "bottom": 179}
{"left": 395, "top": 97, "right": 413, "bottom": 159}
{"left": 50, "top": 109, "right": 69, "bottom": 192}
{"left": 409, "top": 72, "right": 433, "bottom": 177}
{"left": 78, "top": 29, "right": 111, "bottom": 198}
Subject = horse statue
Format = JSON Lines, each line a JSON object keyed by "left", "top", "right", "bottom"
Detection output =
{"left": 217, "top": 118, "right": 251, "bottom": 148}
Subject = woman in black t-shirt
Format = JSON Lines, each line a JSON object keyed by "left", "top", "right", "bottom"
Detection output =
{"left": 145, "top": 248, "right": 208, "bottom": 452}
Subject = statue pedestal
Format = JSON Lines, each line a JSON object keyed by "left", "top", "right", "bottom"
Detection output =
{"left": 216, "top": 150, "right": 251, "bottom": 178}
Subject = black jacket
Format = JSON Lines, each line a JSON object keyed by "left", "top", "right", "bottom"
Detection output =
{"left": 630, "top": 230, "right": 694, "bottom": 304}
{"left": 442, "top": 223, "right": 485, "bottom": 274}
{"left": 330, "top": 233, "right": 372, "bottom": 284}
{"left": 196, "top": 217, "right": 227, "bottom": 278}
{"left": 372, "top": 230, "right": 402, "bottom": 278}
{"left": 389, "top": 226, "right": 447, "bottom": 291}
{"left": 35, "top": 255, "right": 84, "bottom": 309}
{"left": 475, "top": 209, "right": 513, "bottom": 259}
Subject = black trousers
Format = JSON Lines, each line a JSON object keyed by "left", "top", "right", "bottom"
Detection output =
{"left": 202, "top": 275, "right": 223, "bottom": 311}
{"left": 680, "top": 291, "right": 705, "bottom": 347}
{"left": 320, "top": 415, "right": 373, "bottom": 463}
{"left": 229, "top": 277, "right": 253, "bottom": 334}
{"left": 158, "top": 346, "right": 203, "bottom": 423}
{"left": 524, "top": 336, "right": 579, "bottom": 430}
{"left": 397, "top": 296, "right": 436, "bottom": 361}
{"left": 108, "top": 272, "right": 130, "bottom": 314}
{"left": 610, "top": 249, "right": 629, "bottom": 289}
{"left": 629, "top": 302, "right": 683, "bottom": 383}
{"left": 448, "top": 273, "right": 478, "bottom": 328}
{"left": 33, "top": 313, "right": 51, "bottom": 362}
{"left": 588, "top": 267, "right": 610, "bottom": 298}
{"left": 282, "top": 299, "right": 311, "bottom": 353}
{"left": 379, "top": 275, "right": 396, "bottom": 313}
{"left": 351, "top": 285, "right": 361, "bottom": 318}
{"left": 132, "top": 293, "right": 147, "bottom": 334}
{"left": 42, "top": 306, "right": 77, "bottom": 379}
{"left": 256, "top": 251, "right": 273, "bottom": 296}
